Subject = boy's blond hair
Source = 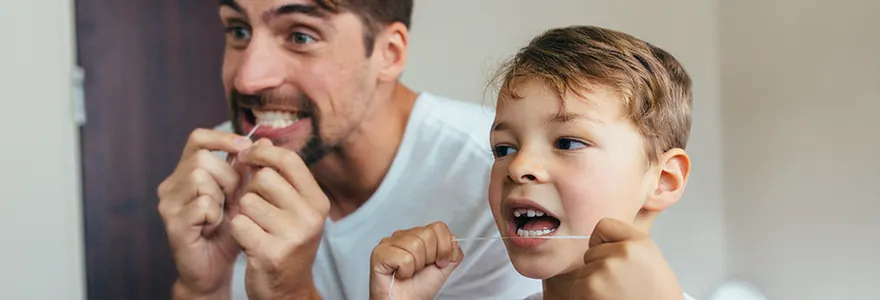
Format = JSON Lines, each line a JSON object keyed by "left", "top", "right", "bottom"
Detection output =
{"left": 493, "top": 25, "right": 693, "bottom": 162}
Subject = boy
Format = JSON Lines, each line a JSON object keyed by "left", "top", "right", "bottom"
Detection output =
{"left": 369, "top": 25, "right": 696, "bottom": 299}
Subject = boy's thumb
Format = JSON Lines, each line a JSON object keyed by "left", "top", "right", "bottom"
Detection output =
{"left": 437, "top": 244, "right": 464, "bottom": 278}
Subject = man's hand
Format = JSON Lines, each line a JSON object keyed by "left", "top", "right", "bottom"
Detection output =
{"left": 157, "top": 128, "right": 253, "bottom": 299}
{"left": 369, "top": 222, "right": 464, "bottom": 300}
{"left": 577, "top": 218, "right": 683, "bottom": 300}
{"left": 230, "top": 139, "right": 330, "bottom": 300}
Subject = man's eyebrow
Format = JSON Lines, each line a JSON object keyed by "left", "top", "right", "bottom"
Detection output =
{"left": 269, "top": 4, "right": 329, "bottom": 20}
{"left": 218, "top": 0, "right": 244, "bottom": 13}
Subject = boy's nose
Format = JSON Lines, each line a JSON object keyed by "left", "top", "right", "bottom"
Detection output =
{"left": 507, "top": 153, "right": 549, "bottom": 184}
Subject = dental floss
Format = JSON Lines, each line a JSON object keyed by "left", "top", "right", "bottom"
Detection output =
{"left": 388, "top": 235, "right": 591, "bottom": 299}
{"left": 229, "top": 124, "right": 260, "bottom": 166}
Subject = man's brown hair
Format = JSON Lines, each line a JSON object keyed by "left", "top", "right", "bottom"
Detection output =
{"left": 314, "top": 0, "right": 413, "bottom": 56}
{"left": 493, "top": 25, "right": 693, "bottom": 162}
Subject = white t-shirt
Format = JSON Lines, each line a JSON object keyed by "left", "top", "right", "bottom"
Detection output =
{"left": 225, "top": 92, "right": 544, "bottom": 299}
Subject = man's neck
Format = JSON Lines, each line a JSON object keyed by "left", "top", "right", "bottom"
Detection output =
{"left": 310, "top": 84, "right": 418, "bottom": 221}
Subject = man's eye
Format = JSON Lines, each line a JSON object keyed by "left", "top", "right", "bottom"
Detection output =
{"left": 290, "top": 32, "right": 316, "bottom": 45}
{"left": 493, "top": 145, "right": 517, "bottom": 158}
{"left": 227, "top": 26, "right": 251, "bottom": 41}
{"left": 555, "top": 138, "right": 588, "bottom": 150}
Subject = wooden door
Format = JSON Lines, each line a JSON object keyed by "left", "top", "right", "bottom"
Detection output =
{"left": 75, "top": 1, "right": 229, "bottom": 299}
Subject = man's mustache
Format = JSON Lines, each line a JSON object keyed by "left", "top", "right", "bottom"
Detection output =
{"left": 230, "top": 89, "right": 314, "bottom": 111}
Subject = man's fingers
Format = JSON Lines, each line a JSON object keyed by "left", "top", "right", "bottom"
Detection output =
{"left": 244, "top": 167, "right": 306, "bottom": 212}
{"left": 230, "top": 214, "right": 272, "bottom": 251}
{"left": 238, "top": 192, "right": 289, "bottom": 235}
{"left": 181, "top": 128, "right": 253, "bottom": 160}
{"left": 589, "top": 218, "right": 646, "bottom": 247}
{"left": 236, "top": 144, "right": 323, "bottom": 200}
{"left": 176, "top": 195, "right": 223, "bottom": 239}
{"left": 187, "top": 150, "right": 241, "bottom": 197}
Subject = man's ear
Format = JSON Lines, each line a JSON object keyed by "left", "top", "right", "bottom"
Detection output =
{"left": 643, "top": 148, "right": 690, "bottom": 212}
{"left": 375, "top": 22, "right": 409, "bottom": 82}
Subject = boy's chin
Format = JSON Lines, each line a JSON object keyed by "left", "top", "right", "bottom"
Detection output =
{"left": 509, "top": 253, "right": 579, "bottom": 280}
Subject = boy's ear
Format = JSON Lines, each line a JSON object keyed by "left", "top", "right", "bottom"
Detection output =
{"left": 376, "top": 22, "right": 409, "bottom": 82}
{"left": 643, "top": 148, "right": 690, "bottom": 212}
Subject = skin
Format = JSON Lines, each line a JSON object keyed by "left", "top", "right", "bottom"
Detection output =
{"left": 369, "top": 79, "right": 691, "bottom": 299}
{"left": 488, "top": 79, "right": 690, "bottom": 299}
{"left": 156, "top": 0, "right": 416, "bottom": 299}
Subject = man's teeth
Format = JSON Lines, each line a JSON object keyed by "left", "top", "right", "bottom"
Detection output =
{"left": 513, "top": 208, "right": 546, "bottom": 218}
{"left": 517, "top": 228, "right": 554, "bottom": 237}
{"left": 252, "top": 109, "right": 301, "bottom": 128}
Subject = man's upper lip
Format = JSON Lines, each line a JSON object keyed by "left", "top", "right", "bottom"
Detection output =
{"left": 504, "top": 198, "right": 558, "bottom": 219}
{"left": 240, "top": 105, "right": 302, "bottom": 113}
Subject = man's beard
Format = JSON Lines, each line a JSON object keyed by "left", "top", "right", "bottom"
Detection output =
{"left": 229, "top": 89, "right": 334, "bottom": 166}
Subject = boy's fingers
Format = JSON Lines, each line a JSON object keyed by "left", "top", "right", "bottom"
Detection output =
{"left": 372, "top": 244, "right": 417, "bottom": 279}
{"left": 427, "top": 222, "right": 453, "bottom": 263}
{"left": 589, "top": 218, "right": 645, "bottom": 248}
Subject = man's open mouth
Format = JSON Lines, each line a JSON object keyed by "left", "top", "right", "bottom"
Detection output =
{"left": 511, "top": 207, "right": 561, "bottom": 238}
{"left": 243, "top": 108, "right": 310, "bottom": 129}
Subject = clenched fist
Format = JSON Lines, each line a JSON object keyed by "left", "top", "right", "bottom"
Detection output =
{"left": 572, "top": 218, "right": 683, "bottom": 300}
{"left": 369, "top": 222, "right": 464, "bottom": 300}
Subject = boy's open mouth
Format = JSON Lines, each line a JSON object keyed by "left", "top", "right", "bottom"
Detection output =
{"left": 512, "top": 207, "right": 561, "bottom": 237}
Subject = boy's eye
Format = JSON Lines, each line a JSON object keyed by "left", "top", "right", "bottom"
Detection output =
{"left": 555, "top": 138, "right": 588, "bottom": 150}
{"left": 290, "top": 32, "right": 316, "bottom": 44}
{"left": 493, "top": 145, "right": 517, "bottom": 157}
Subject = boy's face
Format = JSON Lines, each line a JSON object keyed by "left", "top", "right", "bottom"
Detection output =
{"left": 488, "top": 79, "right": 656, "bottom": 279}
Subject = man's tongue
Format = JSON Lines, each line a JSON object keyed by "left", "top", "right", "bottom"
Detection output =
{"left": 521, "top": 216, "right": 559, "bottom": 231}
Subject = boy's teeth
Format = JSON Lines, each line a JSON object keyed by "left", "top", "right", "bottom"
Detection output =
{"left": 516, "top": 228, "right": 554, "bottom": 237}
{"left": 514, "top": 208, "right": 547, "bottom": 218}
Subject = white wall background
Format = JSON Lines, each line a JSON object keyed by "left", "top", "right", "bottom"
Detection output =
{"left": 721, "top": 0, "right": 880, "bottom": 299}
{"left": 404, "top": 1, "right": 727, "bottom": 298}
{"left": 3, "top": 0, "right": 877, "bottom": 299}
{"left": 0, "top": 1, "right": 86, "bottom": 300}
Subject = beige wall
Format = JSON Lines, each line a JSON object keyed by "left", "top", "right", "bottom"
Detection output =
{"left": 0, "top": 0, "right": 85, "bottom": 300}
{"left": 404, "top": 1, "right": 727, "bottom": 298}
{"left": 721, "top": 0, "right": 880, "bottom": 299}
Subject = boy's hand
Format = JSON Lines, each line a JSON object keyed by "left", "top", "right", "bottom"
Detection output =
{"left": 369, "top": 222, "right": 464, "bottom": 300}
{"left": 578, "top": 218, "right": 683, "bottom": 300}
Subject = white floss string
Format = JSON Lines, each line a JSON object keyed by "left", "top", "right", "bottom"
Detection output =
{"left": 388, "top": 235, "right": 590, "bottom": 299}
{"left": 229, "top": 125, "right": 260, "bottom": 166}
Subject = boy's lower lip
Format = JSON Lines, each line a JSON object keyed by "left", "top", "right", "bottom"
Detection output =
{"left": 504, "top": 222, "right": 556, "bottom": 249}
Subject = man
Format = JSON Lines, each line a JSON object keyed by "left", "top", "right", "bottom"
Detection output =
{"left": 156, "top": 0, "right": 542, "bottom": 299}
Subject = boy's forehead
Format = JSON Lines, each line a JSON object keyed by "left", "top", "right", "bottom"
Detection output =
{"left": 220, "top": 0, "right": 338, "bottom": 19}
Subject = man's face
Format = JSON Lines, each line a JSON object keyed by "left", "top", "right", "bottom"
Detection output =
{"left": 219, "top": 0, "right": 381, "bottom": 165}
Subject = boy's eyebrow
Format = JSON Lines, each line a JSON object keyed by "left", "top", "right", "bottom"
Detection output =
{"left": 547, "top": 112, "right": 602, "bottom": 124}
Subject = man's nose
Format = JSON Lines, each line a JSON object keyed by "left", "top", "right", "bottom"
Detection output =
{"left": 507, "top": 150, "right": 549, "bottom": 184}
{"left": 234, "top": 39, "right": 285, "bottom": 94}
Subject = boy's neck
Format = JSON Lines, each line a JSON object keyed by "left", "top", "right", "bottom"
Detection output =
{"left": 541, "top": 268, "right": 590, "bottom": 300}
{"left": 309, "top": 84, "right": 417, "bottom": 221}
